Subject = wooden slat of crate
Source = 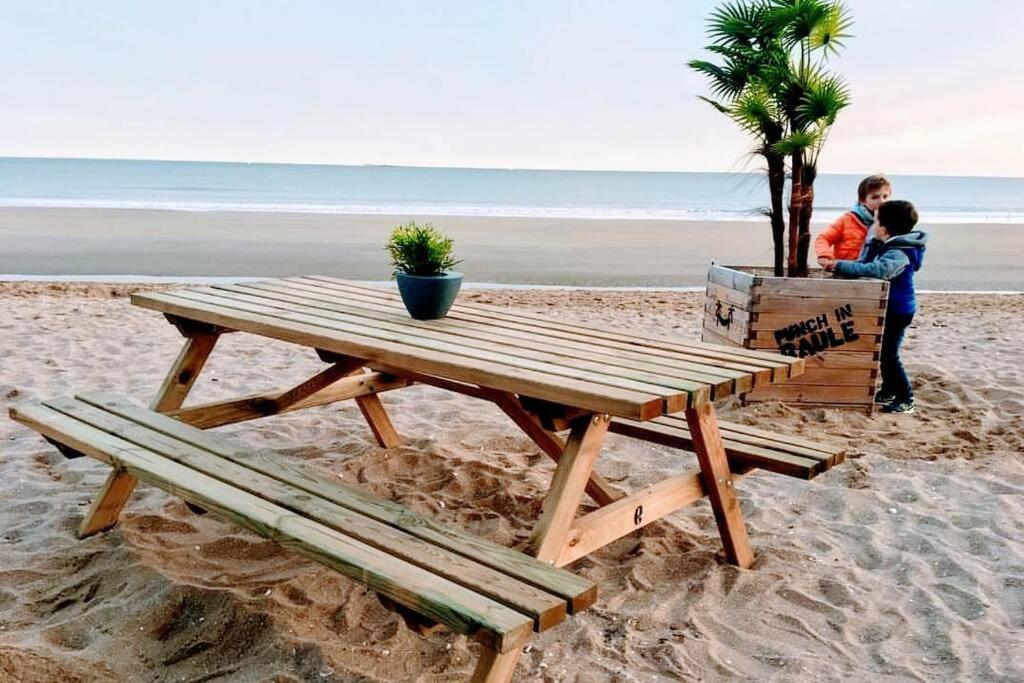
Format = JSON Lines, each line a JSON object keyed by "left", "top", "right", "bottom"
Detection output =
{"left": 751, "top": 298, "right": 887, "bottom": 316}
{"left": 750, "top": 312, "right": 884, "bottom": 335}
{"left": 747, "top": 331, "right": 882, "bottom": 353}
{"left": 755, "top": 275, "right": 888, "bottom": 299}
{"left": 791, "top": 367, "right": 877, "bottom": 386}
{"left": 744, "top": 383, "right": 874, "bottom": 404}
{"left": 701, "top": 308, "right": 750, "bottom": 346}
{"left": 802, "top": 351, "right": 880, "bottom": 370}
{"left": 701, "top": 327, "right": 741, "bottom": 349}
{"left": 705, "top": 281, "right": 754, "bottom": 310}
{"left": 708, "top": 264, "right": 759, "bottom": 292}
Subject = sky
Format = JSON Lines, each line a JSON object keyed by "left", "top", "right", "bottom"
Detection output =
{"left": 2, "top": 0, "right": 1023, "bottom": 177}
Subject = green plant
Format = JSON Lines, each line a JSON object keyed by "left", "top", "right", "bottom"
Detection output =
{"left": 385, "top": 221, "right": 461, "bottom": 277}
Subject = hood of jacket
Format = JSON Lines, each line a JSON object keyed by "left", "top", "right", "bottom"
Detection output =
{"left": 886, "top": 230, "right": 928, "bottom": 271}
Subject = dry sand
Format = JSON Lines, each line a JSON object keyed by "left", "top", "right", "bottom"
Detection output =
{"left": 3, "top": 208, "right": 1024, "bottom": 289}
{"left": 1, "top": 282, "right": 1022, "bottom": 682}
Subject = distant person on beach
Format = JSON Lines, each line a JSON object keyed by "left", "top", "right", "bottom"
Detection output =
{"left": 821, "top": 200, "right": 927, "bottom": 414}
{"left": 815, "top": 174, "right": 892, "bottom": 266}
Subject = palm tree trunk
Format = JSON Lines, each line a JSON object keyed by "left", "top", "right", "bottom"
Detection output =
{"left": 767, "top": 153, "right": 786, "bottom": 276}
{"left": 796, "top": 164, "right": 817, "bottom": 276}
{"left": 787, "top": 151, "right": 804, "bottom": 277}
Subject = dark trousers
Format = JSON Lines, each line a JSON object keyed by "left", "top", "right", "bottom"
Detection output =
{"left": 880, "top": 311, "right": 914, "bottom": 401}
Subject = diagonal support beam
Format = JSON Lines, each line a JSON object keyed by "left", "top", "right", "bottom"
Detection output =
{"left": 271, "top": 357, "right": 367, "bottom": 411}
{"left": 151, "top": 333, "right": 220, "bottom": 413}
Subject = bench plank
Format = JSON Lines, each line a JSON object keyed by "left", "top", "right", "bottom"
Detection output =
{"left": 78, "top": 393, "right": 596, "bottom": 614}
{"left": 609, "top": 416, "right": 845, "bottom": 480}
{"left": 11, "top": 400, "right": 535, "bottom": 653}
{"left": 40, "top": 396, "right": 578, "bottom": 633}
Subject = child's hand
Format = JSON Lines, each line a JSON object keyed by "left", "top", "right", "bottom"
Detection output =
{"left": 818, "top": 256, "right": 835, "bottom": 270}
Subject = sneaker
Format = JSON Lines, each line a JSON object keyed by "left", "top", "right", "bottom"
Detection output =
{"left": 881, "top": 398, "right": 916, "bottom": 414}
{"left": 874, "top": 390, "right": 896, "bottom": 404}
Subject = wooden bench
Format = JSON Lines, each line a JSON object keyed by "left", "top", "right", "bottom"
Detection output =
{"left": 9, "top": 393, "right": 597, "bottom": 682}
{"left": 609, "top": 415, "right": 846, "bottom": 480}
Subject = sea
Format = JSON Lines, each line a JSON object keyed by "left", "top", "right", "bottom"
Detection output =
{"left": 2, "top": 157, "right": 1023, "bottom": 224}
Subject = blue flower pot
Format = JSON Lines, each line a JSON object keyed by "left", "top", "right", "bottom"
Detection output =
{"left": 395, "top": 272, "right": 463, "bottom": 320}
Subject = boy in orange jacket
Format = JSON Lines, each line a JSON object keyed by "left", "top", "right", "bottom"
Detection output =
{"left": 815, "top": 174, "right": 892, "bottom": 266}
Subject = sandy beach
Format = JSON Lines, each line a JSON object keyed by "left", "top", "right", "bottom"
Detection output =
{"left": 3, "top": 208, "right": 1024, "bottom": 290}
{"left": 1, "top": 282, "right": 1022, "bottom": 681}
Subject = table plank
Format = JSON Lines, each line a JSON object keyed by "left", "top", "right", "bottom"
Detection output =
{"left": 168, "top": 288, "right": 695, "bottom": 411}
{"left": 215, "top": 283, "right": 739, "bottom": 398}
{"left": 131, "top": 291, "right": 667, "bottom": 420}
{"left": 237, "top": 280, "right": 761, "bottom": 394}
{"left": 304, "top": 277, "right": 800, "bottom": 379}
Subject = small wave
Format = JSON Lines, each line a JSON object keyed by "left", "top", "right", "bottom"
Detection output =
{"left": 1, "top": 198, "right": 1022, "bottom": 224}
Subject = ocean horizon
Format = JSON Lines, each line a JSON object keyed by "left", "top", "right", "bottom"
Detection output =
{"left": 3, "top": 156, "right": 1024, "bottom": 224}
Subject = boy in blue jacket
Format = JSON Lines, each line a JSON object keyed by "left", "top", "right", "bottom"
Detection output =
{"left": 822, "top": 200, "right": 927, "bottom": 414}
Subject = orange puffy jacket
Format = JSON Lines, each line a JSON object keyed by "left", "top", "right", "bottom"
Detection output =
{"left": 814, "top": 211, "right": 870, "bottom": 261}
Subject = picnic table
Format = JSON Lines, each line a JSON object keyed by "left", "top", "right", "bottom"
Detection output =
{"left": 124, "top": 276, "right": 823, "bottom": 569}
{"left": 11, "top": 275, "right": 846, "bottom": 680}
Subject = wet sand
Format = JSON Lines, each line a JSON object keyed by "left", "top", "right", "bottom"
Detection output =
{"left": 2, "top": 208, "right": 1023, "bottom": 289}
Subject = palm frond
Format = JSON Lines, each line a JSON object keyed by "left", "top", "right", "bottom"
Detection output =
{"left": 688, "top": 59, "right": 751, "bottom": 98}
{"left": 772, "top": 129, "right": 822, "bottom": 155}
{"left": 797, "top": 73, "right": 851, "bottom": 125}
{"left": 697, "top": 95, "right": 732, "bottom": 115}
{"left": 810, "top": 2, "right": 853, "bottom": 55}
{"left": 706, "top": 1, "right": 764, "bottom": 46}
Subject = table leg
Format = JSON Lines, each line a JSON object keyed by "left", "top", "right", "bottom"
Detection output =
{"left": 79, "top": 330, "right": 220, "bottom": 537}
{"left": 471, "top": 646, "right": 523, "bottom": 683}
{"left": 354, "top": 394, "right": 401, "bottom": 448}
{"left": 683, "top": 402, "right": 754, "bottom": 568}
{"left": 529, "top": 413, "right": 610, "bottom": 563}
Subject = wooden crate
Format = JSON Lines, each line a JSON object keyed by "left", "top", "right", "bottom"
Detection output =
{"left": 702, "top": 264, "right": 888, "bottom": 412}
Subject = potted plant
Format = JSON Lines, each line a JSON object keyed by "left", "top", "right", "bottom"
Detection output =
{"left": 689, "top": 2, "right": 884, "bottom": 413}
{"left": 386, "top": 221, "right": 463, "bottom": 320}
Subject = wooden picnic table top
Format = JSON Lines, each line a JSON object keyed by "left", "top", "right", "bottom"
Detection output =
{"left": 131, "top": 276, "right": 802, "bottom": 421}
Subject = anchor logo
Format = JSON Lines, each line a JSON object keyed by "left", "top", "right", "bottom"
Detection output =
{"left": 714, "top": 301, "right": 735, "bottom": 329}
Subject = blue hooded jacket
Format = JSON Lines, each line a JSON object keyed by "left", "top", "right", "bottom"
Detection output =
{"left": 834, "top": 230, "right": 928, "bottom": 315}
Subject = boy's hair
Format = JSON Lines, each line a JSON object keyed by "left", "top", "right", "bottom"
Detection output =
{"left": 858, "top": 174, "right": 891, "bottom": 201}
{"left": 877, "top": 200, "right": 918, "bottom": 236}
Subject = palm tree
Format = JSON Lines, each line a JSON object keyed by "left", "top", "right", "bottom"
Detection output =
{"left": 689, "top": 1, "right": 790, "bottom": 275}
{"left": 690, "top": 0, "right": 852, "bottom": 277}
{"left": 767, "top": 0, "right": 852, "bottom": 275}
